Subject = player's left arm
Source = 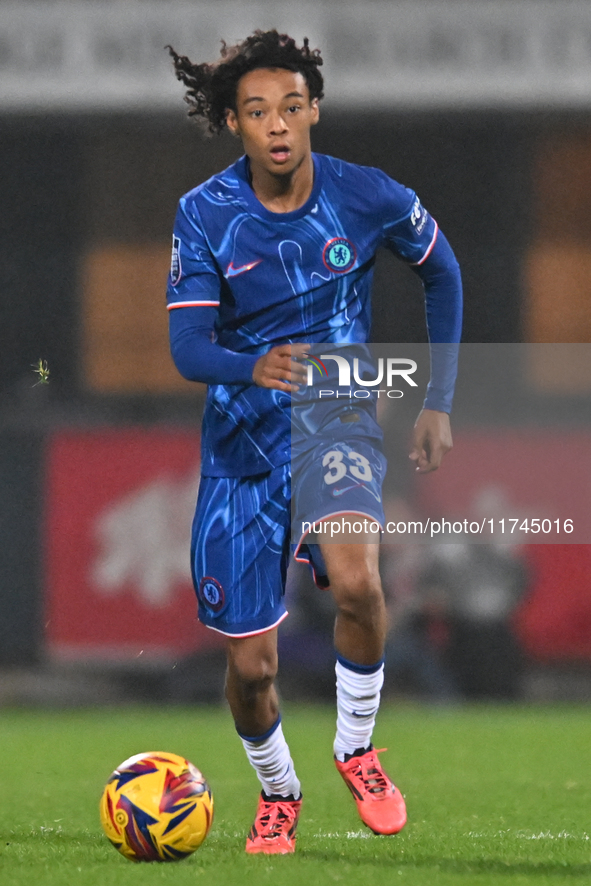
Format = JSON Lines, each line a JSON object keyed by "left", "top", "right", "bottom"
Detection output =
{"left": 409, "top": 229, "right": 462, "bottom": 473}
{"left": 379, "top": 180, "right": 462, "bottom": 473}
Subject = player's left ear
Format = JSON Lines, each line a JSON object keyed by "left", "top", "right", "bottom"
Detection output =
{"left": 310, "top": 97, "right": 319, "bottom": 126}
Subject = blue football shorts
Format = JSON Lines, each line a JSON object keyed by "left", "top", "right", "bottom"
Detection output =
{"left": 292, "top": 436, "right": 386, "bottom": 584}
{"left": 191, "top": 435, "right": 386, "bottom": 637}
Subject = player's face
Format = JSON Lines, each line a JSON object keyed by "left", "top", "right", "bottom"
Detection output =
{"left": 226, "top": 68, "right": 319, "bottom": 176}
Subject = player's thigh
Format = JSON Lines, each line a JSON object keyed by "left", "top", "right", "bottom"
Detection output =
{"left": 318, "top": 538, "right": 382, "bottom": 603}
{"left": 226, "top": 627, "right": 279, "bottom": 685}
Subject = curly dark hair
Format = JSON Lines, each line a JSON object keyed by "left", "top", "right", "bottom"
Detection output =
{"left": 167, "top": 30, "right": 324, "bottom": 134}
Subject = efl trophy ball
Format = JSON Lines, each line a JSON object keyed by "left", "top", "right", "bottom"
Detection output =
{"left": 99, "top": 751, "right": 213, "bottom": 862}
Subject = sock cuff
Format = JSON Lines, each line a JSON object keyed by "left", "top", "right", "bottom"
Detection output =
{"left": 236, "top": 715, "right": 282, "bottom": 744}
{"left": 336, "top": 653, "right": 384, "bottom": 675}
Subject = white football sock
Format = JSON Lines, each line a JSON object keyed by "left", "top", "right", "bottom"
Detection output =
{"left": 238, "top": 717, "right": 301, "bottom": 799}
{"left": 334, "top": 656, "right": 385, "bottom": 762}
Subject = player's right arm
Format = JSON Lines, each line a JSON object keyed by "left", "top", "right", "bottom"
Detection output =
{"left": 167, "top": 199, "right": 306, "bottom": 390}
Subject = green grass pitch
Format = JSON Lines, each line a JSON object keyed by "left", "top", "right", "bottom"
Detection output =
{"left": 0, "top": 703, "right": 589, "bottom": 885}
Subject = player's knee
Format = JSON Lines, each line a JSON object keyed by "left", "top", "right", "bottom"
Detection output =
{"left": 332, "top": 569, "right": 383, "bottom": 621}
{"left": 227, "top": 644, "right": 278, "bottom": 694}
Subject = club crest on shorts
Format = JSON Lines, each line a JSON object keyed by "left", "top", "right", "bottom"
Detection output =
{"left": 170, "top": 235, "right": 182, "bottom": 285}
{"left": 322, "top": 237, "right": 356, "bottom": 273}
{"left": 198, "top": 576, "right": 225, "bottom": 613}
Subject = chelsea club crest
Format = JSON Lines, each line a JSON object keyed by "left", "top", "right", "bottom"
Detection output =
{"left": 322, "top": 237, "right": 356, "bottom": 273}
{"left": 199, "top": 576, "right": 225, "bottom": 613}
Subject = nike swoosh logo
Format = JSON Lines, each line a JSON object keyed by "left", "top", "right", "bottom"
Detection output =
{"left": 226, "top": 259, "right": 262, "bottom": 277}
{"left": 332, "top": 483, "right": 363, "bottom": 496}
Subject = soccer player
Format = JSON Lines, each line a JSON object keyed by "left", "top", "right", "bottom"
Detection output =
{"left": 166, "top": 31, "right": 462, "bottom": 854}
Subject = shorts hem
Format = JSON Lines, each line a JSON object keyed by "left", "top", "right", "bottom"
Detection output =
{"left": 293, "top": 549, "right": 330, "bottom": 591}
{"left": 293, "top": 509, "right": 384, "bottom": 561}
{"left": 200, "top": 610, "right": 289, "bottom": 638}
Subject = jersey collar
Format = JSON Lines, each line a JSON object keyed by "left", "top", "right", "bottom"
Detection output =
{"left": 235, "top": 153, "right": 323, "bottom": 222}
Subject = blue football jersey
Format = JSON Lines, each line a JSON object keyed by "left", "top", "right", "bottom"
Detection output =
{"left": 167, "top": 153, "right": 441, "bottom": 477}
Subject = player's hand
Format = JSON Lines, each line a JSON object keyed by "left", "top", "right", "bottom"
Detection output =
{"left": 409, "top": 409, "right": 452, "bottom": 473}
{"left": 252, "top": 343, "right": 310, "bottom": 392}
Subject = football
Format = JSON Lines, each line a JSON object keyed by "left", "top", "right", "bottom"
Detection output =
{"left": 99, "top": 751, "right": 214, "bottom": 862}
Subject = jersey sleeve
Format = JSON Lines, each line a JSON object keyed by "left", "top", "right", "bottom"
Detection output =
{"left": 374, "top": 172, "right": 439, "bottom": 266}
{"left": 413, "top": 229, "right": 463, "bottom": 413}
{"left": 168, "top": 306, "right": 259, "bottom": 385}
{"left": 166, "top": 195, "right": 259, "bottom": 385}
{"left": 166, "top": 196, "right": 221, "bottom": 309}
{"left": 372, "top": 170, "right": 463, "bottom": 412}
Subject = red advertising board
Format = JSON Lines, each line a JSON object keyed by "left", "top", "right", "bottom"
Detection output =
{"left": 45, "top": 429, "right": 223, "bottom": 661}
{"left": 414, "top": 429, "right": 591, "bottom": 660}
{"left": 45, "top": 427, "right": 591, "bottom": 662}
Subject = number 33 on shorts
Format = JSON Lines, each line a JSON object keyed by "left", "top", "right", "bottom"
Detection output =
{"left": 322, "top": 449, "right": 373, "bottom": 485}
